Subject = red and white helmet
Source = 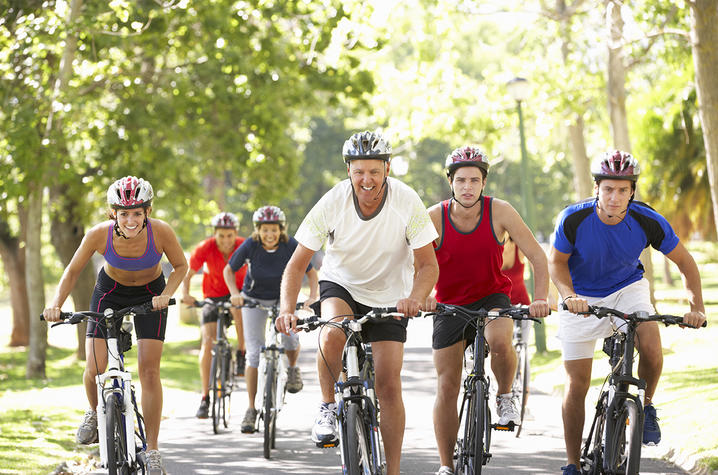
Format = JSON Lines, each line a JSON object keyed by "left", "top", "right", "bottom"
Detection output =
{"left": 252, "top": 206, "right": 286, "bottom": 228}
{"left": 591, "top": 150, "right": 640, "bottom": 182}
{"left": 211, "top": 212, "right": 239, "bottom": 229}
{"left": 445, "top": 146, "right": 489, "bottom": 178}
{"left": 107, "top": 176, "right": 154, "bottom": 209}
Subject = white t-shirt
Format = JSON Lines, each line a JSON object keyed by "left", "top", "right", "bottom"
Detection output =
{"left": 295, "top": 177, "right": 438, "bottom": 307}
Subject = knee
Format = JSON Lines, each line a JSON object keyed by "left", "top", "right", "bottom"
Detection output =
{"left": 319, "top": 328, "right": 345, "bottom": 354}
{"left": 436, "top": 374, "right": 461, "bottom": 402}
{"left": 489, "top": 338, "right": 512, "bottom": 356}
{"left": 138, "top": 364, "right": 161, "bottom": 384}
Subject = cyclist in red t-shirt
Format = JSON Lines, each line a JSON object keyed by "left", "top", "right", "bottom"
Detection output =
{"left": 182, "top": 212, "right": 248, "bottom": 419}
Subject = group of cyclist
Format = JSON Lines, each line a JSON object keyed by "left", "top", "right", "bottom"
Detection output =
{"left": 42, "top": 129, "right": 707, "bottom": 475}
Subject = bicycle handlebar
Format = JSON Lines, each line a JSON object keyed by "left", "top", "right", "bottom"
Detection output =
{"left": 433, "top": 303, "right": 544, "bottom": 323}
{"left": 42, "top": 299, "right": 176, "bottom": 326}
{"left": 563, "top": 304, "right": 706, "bottom": 328}
{"left": 295, "top": 307, "right": 431, "bottom": 332}
{"left": 242, "top": 299, "right": 305, "bottom": 312}
{"left": 190, "top": 299, "right": 238, "bottom": 310}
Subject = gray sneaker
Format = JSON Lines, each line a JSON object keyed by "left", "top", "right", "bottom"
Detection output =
{"left": 286, "top": 366, "right": 304, "bottom": 394}
{"left": 496, "top": 394, "right": 521, "bottom": 426}
{"left": 76, "top": 409, "right": 98, "bottom": 445}
{"left": 145, "top": 449, "right": 166, "bottom": 475}
{"left": 241, "top": 407, "right": 258, "bottom": 433}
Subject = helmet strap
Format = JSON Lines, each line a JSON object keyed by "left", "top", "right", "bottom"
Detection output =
{"left": 113, "top": 213, "right": 147, "bottom": 240}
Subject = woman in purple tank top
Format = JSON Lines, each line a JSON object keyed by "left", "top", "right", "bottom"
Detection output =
{"left": 42, "top": 176, "right": 188, "bottom": 472}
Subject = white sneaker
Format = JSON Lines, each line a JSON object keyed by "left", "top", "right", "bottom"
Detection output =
{"left": 311, "top": 402, "right": 338, "bottom": 447}
{"left": 75, "top": 409, "right": 98, "bottom": 445}
{"left": 496, "top": 393, "right": 521, "bottom": 425}
{"left": 145, "top": 449, "right": 166, "bottom": 475}
{"left": 437, "top": 466, "right": 455, "bottom": 475}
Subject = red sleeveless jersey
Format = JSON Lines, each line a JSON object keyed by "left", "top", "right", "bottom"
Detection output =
{"left": 503, "top": 245, "right": 530, "bottom": 305}
{"left": 434, "top": 197, "right": 512, "bottom": 305}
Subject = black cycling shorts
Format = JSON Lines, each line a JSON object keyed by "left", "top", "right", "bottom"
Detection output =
{"left": 432, "top": 293, "right": 511, "bottom": 350}
{"left": 319, "top": 280, "right": 408, "bottom": 343}
{"left": 88, "top": 268, "right": 168, "bottom": 341}
{"left": 200, "top": 295, "right": 234, "bottom": 325}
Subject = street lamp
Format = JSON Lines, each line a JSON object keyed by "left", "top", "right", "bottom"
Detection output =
{"left": 506, "top": 77, "right": 534, "bottom": 232}
{"left": 506, "top": 77, "right": 546, "bottom": 352}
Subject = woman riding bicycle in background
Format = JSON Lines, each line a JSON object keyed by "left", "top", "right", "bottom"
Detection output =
{"left": 182, "top": 212, "right": 248, "bottom": 419}
{"left": 223, "top": 205, "right": 318, "bottom": 433}
{"left": 42, "top": 176, "right": 188, "bottom": 475}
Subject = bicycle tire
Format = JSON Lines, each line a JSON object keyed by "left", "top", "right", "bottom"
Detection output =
{"left": 344, "top": 402, "right": 372, "bottom": 475}
{"left": 106, "top": 392, "right": 130, "bottom": 475}
{"left": 582, "top": 395, "right": 608, "bottom": 475}
{"left": 513, "top": 341, "right": 530, "bottom": 437}
{"left": 605, "top": 398, "right": 642, "bottom": 474}
{"left": 263, "top": 358, "right": 277, "bottom": 459}
{"left": 221, "top": 347, "right": 233, "bottom": 429}
{"left": 456, "top": 384, "right": 477, "bottom": 475}
{"left": 476, "top": 379, "right": 492, "bottom": 471}
{"left": 210, "top": 350, "right": 221, "bottom": 434}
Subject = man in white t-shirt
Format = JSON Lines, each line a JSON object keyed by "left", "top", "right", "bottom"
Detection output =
{"left": 276, "top": 130, "right": 439, "bottom": 475}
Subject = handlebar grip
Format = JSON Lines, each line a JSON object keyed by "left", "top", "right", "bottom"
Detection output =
{"left": 372, "top": 306, "right": 398, "bottom": 314}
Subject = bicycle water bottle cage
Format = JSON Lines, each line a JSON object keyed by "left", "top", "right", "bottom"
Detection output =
{"left": 118, "top": 329, "right": 133, "bottom": 353}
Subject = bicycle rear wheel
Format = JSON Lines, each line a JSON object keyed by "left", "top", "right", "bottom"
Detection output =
{"left": 210, "top": 351, "right": 222, "bottom": 434}
{"left": 605, "top": 399, "right": 643, "bottom": 475}
{"left": 344, "top": 402, "right": 373, "bottom": 475}
{"left": 513, "top": 340, "right": 530, "bottom": 437}
{"left": 263, "top": 358, "right": 277, "bottom": 459}
{"left": 106, "top": 392, "right": 130, "bottom": 475}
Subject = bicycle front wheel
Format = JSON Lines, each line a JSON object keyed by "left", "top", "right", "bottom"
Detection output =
{"left": 605, "top": 398, "right": 643, "bottom": 475}
{"left": 106, "top": 392, "right": 130, "bottom": 475}
{"left": 344, "top": 402, "right": 373, "bottom": 475}
{"left": 210, "top": 351, "right": 222, "bottom": 434}
{"left": 581, "top": 394, "right": 608, "bottom": 475}
{"left": 513, "top": 341, "right": 530, "bottom": 437}
{"left": 221, "top": 347, "right": 233, "bottom": 429}
{"left": 263, "top": 358, "right": 277, "bottom": 459}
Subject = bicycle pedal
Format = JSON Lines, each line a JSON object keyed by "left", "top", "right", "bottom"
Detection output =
{"left": 315, "top": 440, "right": 339, "bottom": 448}
{"left": 492, "top": 421, "right": 516, "bottom": 431}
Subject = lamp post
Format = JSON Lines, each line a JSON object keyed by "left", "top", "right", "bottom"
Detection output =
{"left": 506, "top": 77, "right": 546, "bottom": 353}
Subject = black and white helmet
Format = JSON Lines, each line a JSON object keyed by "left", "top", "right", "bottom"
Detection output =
{"left": 210, "top": 212, "right": 239, "bottom": 229}
{"left": 342, "top": 130, "right": 392, "bottom": 163}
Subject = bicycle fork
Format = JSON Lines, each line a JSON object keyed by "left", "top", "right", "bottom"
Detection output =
{"left": 97, "top": 369, "right": 135, "bottom": 467}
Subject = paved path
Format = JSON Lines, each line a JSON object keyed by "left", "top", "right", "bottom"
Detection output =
{"left": 158, "top": 317, "right": 686, "bottom": 474}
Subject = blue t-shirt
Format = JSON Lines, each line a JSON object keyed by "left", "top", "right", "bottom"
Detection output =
{"left": 551, "top": 198, "right": 679, "bottom": 297}
{"left": 228, "top": 237, "right": 311, "bottom": 300}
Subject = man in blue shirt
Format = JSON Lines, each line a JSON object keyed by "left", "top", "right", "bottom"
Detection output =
{"left": 548, "top": 151, "right": 707, "bottom": 475}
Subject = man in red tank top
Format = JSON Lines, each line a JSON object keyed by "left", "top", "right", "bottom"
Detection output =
{"left": 426, "top": 146, "right": 551, "bottom": 475}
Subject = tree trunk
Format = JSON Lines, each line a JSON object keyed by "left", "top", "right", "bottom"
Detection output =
{"left": 690, "top": 0, "right": 718, "bottom": 238}
{"left": 26, "top": 184, "right": 47, "bottom": 378}
{"left": 50, "top": 185, "right": 93, "bottom": 360}
{"left": 605, "top": 0, "right": 656, "bottom": 306}
{"left": 568, "top": 115, "right": 593, "bottom": 199}
{"left": 0, "top": 216, "right": 29, "bottom": 347}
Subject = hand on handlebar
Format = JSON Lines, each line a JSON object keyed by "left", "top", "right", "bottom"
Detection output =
{"left": 43, "top": 306, "right": 63, "bottom": 323}
{"left": 396, "top": 297, "right": 422, "bottom": 318}
{"left": 529, "top": 299, "right": 551, "bottom": 318}
{"left": 182, "top": 295, "right": 197, "bottom": 306}
{"left": 424, "top": 294, "right": 438, "bottom": 312}
{"left": 276, "top": 312, "right": 298, "bottom": 335}
{"left": 152, "top": 295, "right": 173, "bottom": 310}
{"left": 230, "top": 294, "right": 244, "bottom": 308}
{"left": 683, "top": 310, "right": 707, "bottom": 329}
{"left": 562, "top": 295, "right": 589, "bottom": 315}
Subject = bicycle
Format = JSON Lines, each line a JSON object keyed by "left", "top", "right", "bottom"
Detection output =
{"left": 42, "top": 299, "right": 175, "bottom": 475}
{"left": 576, "top": 305, "right": 705, "bottom": 475}
{"left": 511, "top": 318, "right": 531, "bottom": 437}
{"left": 243, "top": 299, "right": 306, "bottom": 459}
{"left": 191, "top": 299, "right": 237, "bottom": 434}
{"left": 435, "top": 304, "right": 541, "bottom": 475}
{"left": 296, "top": 308, "right": 407, "bottom": 475}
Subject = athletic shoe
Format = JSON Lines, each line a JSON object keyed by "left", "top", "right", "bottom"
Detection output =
{"left": 643, "top": 403, "right": 661, "bottom": 445}
{"left": 560, "top": 464, "right": 581, "bottom": 475}
{"left": 286, "top": 366, "right": 304, "bottom": 394}
{"left": 241, "top": 407, "right": 258, "bottom": 433}
{"left": 76, "top": 409, "right": 98, "bottom": 445}
{"left": 311, "top": 402, "right": 338, "bottom": 447}
{"left": 496, "top": 394, "right": 521, "bottom": 425}
{"left": 145, "top": 449, "right": 166, "bottom": 475}
{"left": 437, "top": 466, "right": 454, "bottom": 475}
{"left": 235, "top": 350, "right": 246, "bottom": 377}
{"left": 195, "top": 396, "right": 209, "bottom": 419}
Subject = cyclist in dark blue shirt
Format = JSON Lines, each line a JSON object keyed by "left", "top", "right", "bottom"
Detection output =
{"left": 549, "top": 151, "right": 706, "bottom": 475}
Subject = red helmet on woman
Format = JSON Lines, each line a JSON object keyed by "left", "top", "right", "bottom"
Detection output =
{"left": 211, "top": 212, "right": 239, "bottom": 229}
{"left": 252, "top": 206, "right": 286, "bottom": 228}
{"left": 445, "top": 146, "right": 489, "bottom": 178}
{"left": 107, "top": 176, "right": 154, "bottom": 209}
{"left": 591, "top": 150, "right": 640, "bottom": 182}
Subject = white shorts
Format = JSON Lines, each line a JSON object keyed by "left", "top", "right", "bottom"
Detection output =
{"left": 558, "top": 279, "right": 655, "bottom": 361}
